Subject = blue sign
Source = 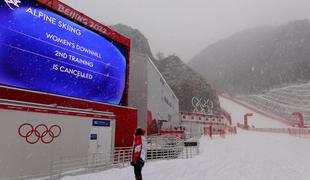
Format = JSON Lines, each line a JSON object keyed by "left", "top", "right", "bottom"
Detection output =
{"left": 0, "top": 0, "right": 128, "bottom": 105}
{"left": 90, "top": 134, "right": 97, "bottom": 140}
{"left": 92, "top": 119, "right": 111, "bottom": 127}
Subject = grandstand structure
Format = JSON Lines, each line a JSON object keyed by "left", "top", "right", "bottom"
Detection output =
{"left": 240, "top": 83, "right": 310, "bottom": 126}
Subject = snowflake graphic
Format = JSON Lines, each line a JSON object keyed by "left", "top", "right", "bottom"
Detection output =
{"left": 4, "top": 0, "right": 21, "bottom": 10}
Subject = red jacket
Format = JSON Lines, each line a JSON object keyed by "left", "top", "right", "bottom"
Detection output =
{"left": 132, "top": 135, "right": 147, "bottom": 163}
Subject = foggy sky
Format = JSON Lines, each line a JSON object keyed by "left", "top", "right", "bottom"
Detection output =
{"left": 62, "top": 0, "right": 310, "bottom": 61}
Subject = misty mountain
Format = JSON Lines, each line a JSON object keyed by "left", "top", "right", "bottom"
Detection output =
{"left": 110, "top": 24, "right": 155, "bottom": 60}
{"left": 189, "top": 19, "right": 310, "bottom": 95}
{"left": 156, "top": 55, "right": 220, "bottom": 113}
{"left": 111, "top": 24, "right": 220, "bottom": 113}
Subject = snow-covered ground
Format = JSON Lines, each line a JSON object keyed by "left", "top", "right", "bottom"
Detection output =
{"left": 61, "top": 97, "right": 310, "bottom": 180}
{"left": 220, "top": 96, "right": 289, "bottom": 128}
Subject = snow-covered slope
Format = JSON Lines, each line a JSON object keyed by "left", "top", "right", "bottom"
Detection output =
{"left": 241, "top": 83, "right": 310, "bottom": 125}
{"left": 220, "top": 96, "right": 289, "bottom": 128}
{"left": 61, "top": 98, "right": 310, "bottom": 180}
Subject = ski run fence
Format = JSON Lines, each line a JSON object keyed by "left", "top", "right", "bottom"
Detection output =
{"left": 237, "top": 123, "right": 310, "bottom": 137}
{"left": 28, "top": 134, "right": 200, "bottom": 180}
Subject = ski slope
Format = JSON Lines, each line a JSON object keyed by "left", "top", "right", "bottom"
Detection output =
{"left": 220, "top": 96, "right": 289, "bottom": 128}
{"left": 241, "top": 83, "right": 310, "bottom": 124}
{"left": 61, "top": 97, "right": 310, "bottom": 180}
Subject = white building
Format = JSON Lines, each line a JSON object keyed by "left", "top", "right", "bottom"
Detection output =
{"left": 128, "top": 53, "right": 180, "bottom": 134}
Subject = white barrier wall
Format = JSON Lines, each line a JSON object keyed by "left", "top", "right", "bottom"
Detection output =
{"left": 128, "top": 52, "right": 148, "bottom": 130}
{"left": 180, "top": 112, "right": 227, "bottom": 137}
{"left": 147, "top": 58, "right": 179, "bottom": 130}
{"left": 0, "top": 102, "right": 115, "bottom": 179}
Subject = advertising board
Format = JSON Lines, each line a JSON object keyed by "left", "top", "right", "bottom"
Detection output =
{"left": 0, "top": 0, "right": 129, "bottom": 105}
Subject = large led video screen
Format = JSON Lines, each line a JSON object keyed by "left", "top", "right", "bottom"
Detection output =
{"left": 0, "top": 0, "right": 129, "bottom": 105}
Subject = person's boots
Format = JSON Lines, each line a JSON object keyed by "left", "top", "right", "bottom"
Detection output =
{"left": 135, "top": 176, "right": 142, "bottom": 180}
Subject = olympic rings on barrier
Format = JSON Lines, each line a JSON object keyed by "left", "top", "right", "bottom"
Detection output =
{"left": 18, "top": 123, "right": 61, "bottom": 144}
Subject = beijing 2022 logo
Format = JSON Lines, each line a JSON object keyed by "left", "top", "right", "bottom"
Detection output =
{"left": 18, "top": 123, "right": 62, "bottom": 144}
{"left": 4, "top": 0, "right": 21, "bottom": 10}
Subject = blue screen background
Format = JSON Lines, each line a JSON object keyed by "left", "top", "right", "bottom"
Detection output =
{"left": 0, "top": 1, "right": 128, "bottom": 105}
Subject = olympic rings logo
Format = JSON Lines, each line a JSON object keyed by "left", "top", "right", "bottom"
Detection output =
{"left": 18, "top": 123, "right": 61, "bottom": 144}
{"left": 191, "top": 97, "right": 214, "bottom": 114}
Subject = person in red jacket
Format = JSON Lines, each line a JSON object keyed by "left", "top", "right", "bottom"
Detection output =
{"left": 131, "top": 128, "right": 147, "bottom": 180}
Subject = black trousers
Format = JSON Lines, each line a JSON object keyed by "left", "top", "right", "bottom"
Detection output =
{"left": 134, "top": 164, "right": 143, "bottom": 180}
